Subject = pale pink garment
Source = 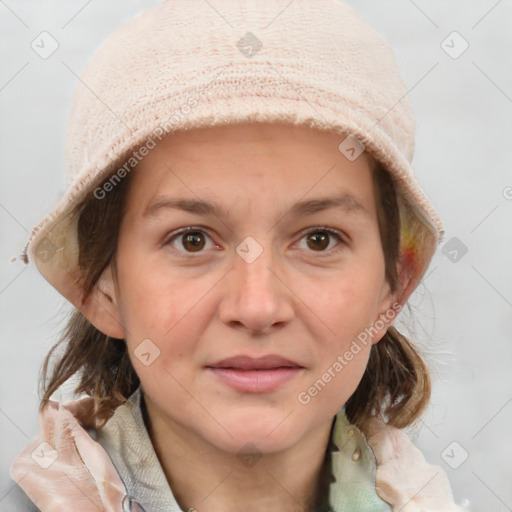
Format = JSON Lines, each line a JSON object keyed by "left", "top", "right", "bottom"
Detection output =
{"left": 364, "top": 417, "right": 470, "bottom": 511}
{"left": 9, "top": 397, "right": 141, "bottom": 512}
{"left": 9, "top": 390, "right": 470, "bottom": 512}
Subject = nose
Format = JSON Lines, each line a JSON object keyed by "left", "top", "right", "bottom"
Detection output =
{"left": 218, "top": 240, "right": 295, "bottom": 335}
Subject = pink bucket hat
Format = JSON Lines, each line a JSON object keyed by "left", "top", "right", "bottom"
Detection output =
{"left": 18, "top": 0, "right": 444, "bottom": 309}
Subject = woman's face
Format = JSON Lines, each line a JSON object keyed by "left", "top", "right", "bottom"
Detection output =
{"left": 108, "top": 122, "right": 395, "bottom": 454}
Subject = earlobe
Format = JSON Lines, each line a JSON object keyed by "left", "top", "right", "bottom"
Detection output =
{"left": 80, "top": 265, "right": 126, "bottom": 339}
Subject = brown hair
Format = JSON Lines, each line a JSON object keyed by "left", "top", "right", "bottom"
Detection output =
{"left": 39, "top": 154, "right": 430, "bottom": 430}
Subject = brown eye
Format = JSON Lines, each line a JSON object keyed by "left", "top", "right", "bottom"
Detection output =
{"left": 306, "top": 231, "right": 330, "bottom": 251}
{"left": 166, "top": 227, "right": 215, "bottom": 254}
{"left": 181, "top": 232, "right": 206, "bottom": 252}
{"left": 298, "top": 228, "right": 345, "bottom": 254}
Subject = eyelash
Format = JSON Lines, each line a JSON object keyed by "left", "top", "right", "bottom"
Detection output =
{"left": 164, "top": 226, "right": 347, "bottom": 256}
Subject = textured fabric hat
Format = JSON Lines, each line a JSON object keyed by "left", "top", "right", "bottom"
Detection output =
{"left": 18, "top": 0, "right": 444, "bottom": 309}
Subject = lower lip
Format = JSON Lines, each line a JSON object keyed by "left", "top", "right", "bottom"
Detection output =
{"left": 206, "top": 367, "right": 303, "bottom": 393}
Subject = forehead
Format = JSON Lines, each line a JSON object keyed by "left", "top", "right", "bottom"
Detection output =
{"left": 124, "top": 122, "right": 377, "bottom": 218}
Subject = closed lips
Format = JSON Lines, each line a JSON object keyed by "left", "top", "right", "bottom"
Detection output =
{"left": 206, "top": 355, "right": 303, "bottom": 371}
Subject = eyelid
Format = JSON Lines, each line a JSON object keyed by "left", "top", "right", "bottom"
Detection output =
{"left": 298, "top": 225, "right": 347, "bottom": 241}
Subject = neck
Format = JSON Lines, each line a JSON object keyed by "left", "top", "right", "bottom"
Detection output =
{"left": 141, "top": 394, "right": 335, "bottom": 512}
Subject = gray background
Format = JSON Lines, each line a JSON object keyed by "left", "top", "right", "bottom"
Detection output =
{"left": 1, "top": 1, "right": 511, "bottom": 510}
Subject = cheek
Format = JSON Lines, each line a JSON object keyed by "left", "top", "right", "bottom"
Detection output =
{"left": 298, "top": 266, "right": 383, "bottom": 343}
{"left": 115, "top": 254, "right": 218, "bottom": 373}
{"left": 293, "top": 266, "right": 383, "bottom": 406}
{"left": 116, "top": 247, "right": 204, "bottom": 330}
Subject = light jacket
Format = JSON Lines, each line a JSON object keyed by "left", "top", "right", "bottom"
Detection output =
{"left": 9, "top": 387, "right": 470, "bottom": 512}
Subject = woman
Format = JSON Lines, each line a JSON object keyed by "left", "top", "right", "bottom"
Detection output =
{"left": 10, "top": 1, "right": 469, "bottom": 510}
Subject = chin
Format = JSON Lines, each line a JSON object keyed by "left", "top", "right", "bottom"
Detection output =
{"left": 205, "top": 409, "right": 303, "bottom": 453}
{"left": 208, "top": 430, "right": 298, "bottom": 457}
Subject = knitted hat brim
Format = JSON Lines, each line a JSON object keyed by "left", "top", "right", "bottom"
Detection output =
{"left": 21, "top": 96, "right": 443, "bottom": 309}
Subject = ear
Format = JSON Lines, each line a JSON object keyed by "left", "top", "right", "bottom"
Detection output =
{"left": 79, "top": 264, "right": 126, "bottom": 339}
{"left": 370, "top": 280, "right": 400, "bottom": 345}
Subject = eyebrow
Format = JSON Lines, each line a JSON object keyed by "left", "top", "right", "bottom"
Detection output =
{"left": 143, "top": 193, "right": 370, "bottom": 220}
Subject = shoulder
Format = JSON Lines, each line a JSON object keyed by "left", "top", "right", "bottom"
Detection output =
{"left": 9, "top": 393, "right": 132, "bottom": 512}
{"left": 360, "top": 417, "right": 470, "bottom": 512}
